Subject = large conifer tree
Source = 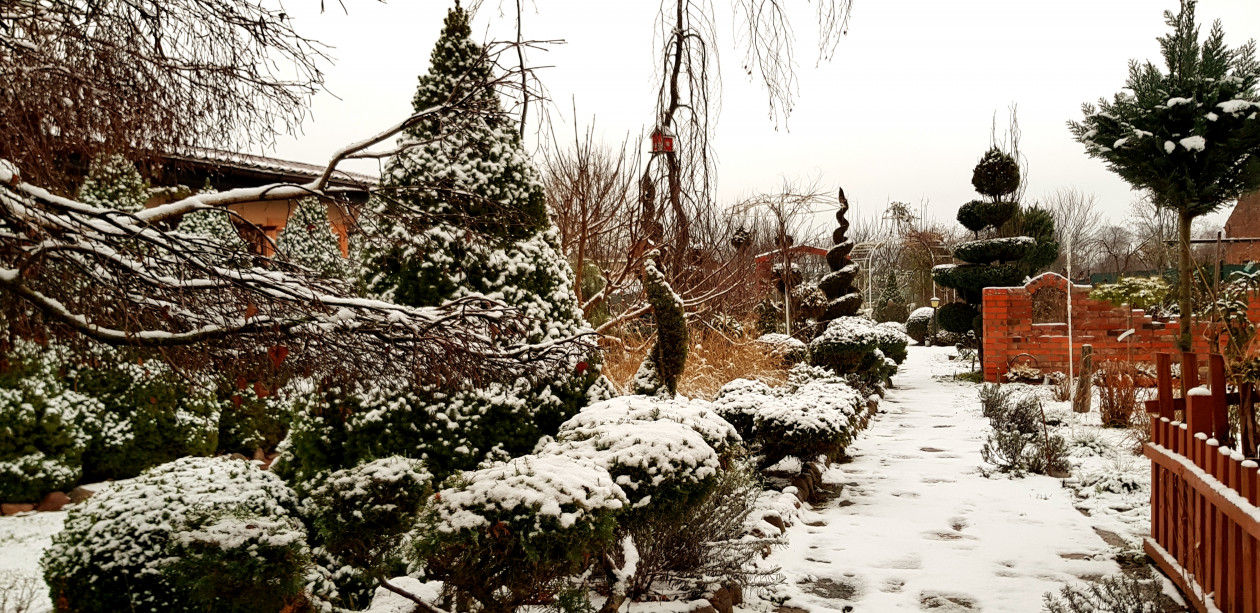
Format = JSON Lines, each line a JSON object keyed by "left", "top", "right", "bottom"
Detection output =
{"left": 347, "top": 3, "right": 601, "bottom": 478}
{"left": 1069, "top": 0, "right": 1260, "bottom": 350}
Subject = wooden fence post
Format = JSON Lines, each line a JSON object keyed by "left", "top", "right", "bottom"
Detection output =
{"left": 1210, "top": 354, "right": 1230, "bottom": 445}
{"left": 1157, "top": 352, "right": 1174, "bottom": 420}
{"left": 1073, "top": 344, "right": 1093, "bottom": 414}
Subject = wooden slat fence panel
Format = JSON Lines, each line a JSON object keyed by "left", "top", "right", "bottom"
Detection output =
{"left": 1145, "top": 351, "right": 1260, "bottom": 613}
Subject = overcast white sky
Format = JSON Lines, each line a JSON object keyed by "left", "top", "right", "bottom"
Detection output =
{"left": 269, "top": 0, "right": 1260, "bottom": 229}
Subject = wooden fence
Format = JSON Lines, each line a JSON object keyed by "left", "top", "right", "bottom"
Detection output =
{"left": 1144, "top": 351, "right": 1260, "bottom": 613}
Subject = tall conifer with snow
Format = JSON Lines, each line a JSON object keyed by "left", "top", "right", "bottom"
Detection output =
{"left": 327, "top": 3, "right": 602, "bottom": 479}
{"left": 1069, "top": 0, "right": 1260, "bottom": 350}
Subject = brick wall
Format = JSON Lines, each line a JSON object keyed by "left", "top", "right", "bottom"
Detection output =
{"left": 981, "top": 273, "right": 1260, "bottom": 382}
{"left": 1225, "top": 191, "right": 1260, "bottom": 263}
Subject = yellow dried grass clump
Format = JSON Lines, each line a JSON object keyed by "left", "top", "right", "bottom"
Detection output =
{"left": 601, "top": 326, "right": 789, "bottom": 400}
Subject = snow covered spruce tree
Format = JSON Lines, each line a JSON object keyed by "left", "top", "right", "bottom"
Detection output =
{"left": 1069, "top": 0, "right": 1260, "bottom": 350}
{"left": 933, "top": 146, "right": 1058, "bottom": 352}
{"left": 285, "top": 4, "right": 601, "bottom": 481}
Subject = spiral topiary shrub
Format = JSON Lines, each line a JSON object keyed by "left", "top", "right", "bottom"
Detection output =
{"left": 937, "top": 302, "right": 980, "bottom": 334}
{"left": 632, "top": 253, "right": 688, "bottom": 397}
{"left": 414, "top": 454, "right": 626, "bottom": 613}
{"left": 42, "top": 456, "right": 309, "bottom": 613}
{"left": 301, "top": 456, "right": 433, "bottom": 609}
{"left": 819, "top": 189, "right": 864, "bottom": 323}
{"left": 905, "top": 306, "right": 935, "bottom": 343}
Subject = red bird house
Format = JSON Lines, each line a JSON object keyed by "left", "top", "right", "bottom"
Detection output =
{"left": 650, "top": 128, "right": 675, "bottom": 154}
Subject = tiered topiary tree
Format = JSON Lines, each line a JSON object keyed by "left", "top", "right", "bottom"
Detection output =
{"left": 819, "top": 188, "right": 863, "bottom": 322}
{"left": 933, "top": 148, "right": 1058, "bottom": 346}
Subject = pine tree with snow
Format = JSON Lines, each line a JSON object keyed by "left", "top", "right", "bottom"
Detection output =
{"left": 321, "top": 3, "right": 601, "bottom": 478}
{"left": 872, "top": 271, "right": 908, "bottom": 323}
{"left": 77, "top": 155, "right": 148, "bottom": 213}
{"left": 275, "top": 199, "right": 355, "bottom": 279}
{"left": 1069, "top": 0, "right": 1260, "bottom": 350}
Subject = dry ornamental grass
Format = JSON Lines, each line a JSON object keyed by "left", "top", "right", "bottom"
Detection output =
{"left": 601, "top": 325, "right": 790, "bottom": 399}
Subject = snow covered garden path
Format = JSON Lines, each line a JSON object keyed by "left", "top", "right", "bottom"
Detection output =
{"left": 764, "top": 346, "right": 1123, "bottom": 612}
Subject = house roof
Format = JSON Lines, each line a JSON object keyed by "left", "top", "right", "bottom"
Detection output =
{"left": 158, "top": 147, "right": 378, "bottom": 190}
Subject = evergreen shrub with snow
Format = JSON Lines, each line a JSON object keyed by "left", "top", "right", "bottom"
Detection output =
{"left": 542, "top": 396, "right": 736, "bottom": 518}
{"left": 413, "top": 454, "right": 626, "bottom": 613}
{"left": 69, "top": 356, "right": 219, "bottom": 481}
{"left": 338, "top": 4, "right": 598, "bottom": 477}
{"left": 0, "top": 344, "right": 95, "bottom": 502}
{"left": 713, "top": 365, "right": 870, "bottom": 468}
{"left": 809, "top": 316, "right": 907, "bottom": 384}
{"left": 42, "top": 456, "right": 309, "bottom": 613}
{"left": 905, "top": 306, "right": 935, "bottom": 343}
{"left": 937, "top": 301, "right": 979, "bottom": 335}
{"left": 76, "top": 155, "right": 148, "bottom": 213}
{"left": 301, "top": 456, "right": 433, "bottom": 609}
{"left": 275, "top": 199, "right": 358, "bottom": 279}
{"left": 214, "top": 383, "right": 296, "bottom": 456}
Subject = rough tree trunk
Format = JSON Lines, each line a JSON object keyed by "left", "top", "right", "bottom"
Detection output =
{"left": 1178, "top": 208, "right": 1193, "bottom": 352}
{"left": 1073, "top": 344, "right": 1093, "bottom": 414}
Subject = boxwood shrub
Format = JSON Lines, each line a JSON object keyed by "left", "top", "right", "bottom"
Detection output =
{"left": 414, "top": 455, "right": 626, "bottom": 613}
{"left": 300, "top": 456, "right": 433, "bottom": 609}
{"left": 42, "top": 456, "right": 309, "bottom": 613}
{"left": 0, "top": 344, "right": 96, "bottom": 502}
{"left": 937, "top": 302, "right": 979, "bottom": 334}
{"left": 905, "top": 306, "right": 935, "bottom": 343}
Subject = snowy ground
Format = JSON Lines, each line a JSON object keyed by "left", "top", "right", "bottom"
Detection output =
{"left": 0, "top": 346, "right": 1170, "bottom": 613}
{"left": 754, "top": 345, "right": 1166, "bottom": 613}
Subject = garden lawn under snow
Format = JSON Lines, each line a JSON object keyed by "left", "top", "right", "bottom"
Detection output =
{"left": 748, "top": 345, "right": 1173, "bottom": 613}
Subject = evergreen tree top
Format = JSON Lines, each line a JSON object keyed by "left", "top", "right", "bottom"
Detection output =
{"left": 1069, "top": 0, "right": 1260, "bottom": 216}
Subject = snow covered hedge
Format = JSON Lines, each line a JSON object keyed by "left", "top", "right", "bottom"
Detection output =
{"left": 713, "top": 365, "right": 872, "bottom": 468}
{"left": 414, "top": 454, "right": 626, "bottom": 612}
{"left": 42, "top": 456, "right": 309, "bottom": 613}
{"left": 0, "top": 344, "right": 95, "bottom": 502}
{"left": 905, "top": 306, "right": 935, "bottom": 343}
{"left": 808, "top": 316, "right": 908, "bottom": 384}
{"left": 301, "top": 456, "right": 433, "bottom": 609}
{"left": 276, "top": 373, "right": 598, "bottom": 485}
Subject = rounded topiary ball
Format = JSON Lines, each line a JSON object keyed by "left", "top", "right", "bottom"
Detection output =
{"left": 937, "top": 302, "right": 979, "bottom": 334}
{"left": 905, "top": 307, "right": 935, "bottom": 343}
{"left": 42, "top": 456, "right": 308, "bottom": 613}
{"left": 971, "top": 148, "right": 1020, "bottom": 198}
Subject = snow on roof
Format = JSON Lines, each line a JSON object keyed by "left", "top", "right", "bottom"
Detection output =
{"left": 162, "top": 147, "right": 378, "bottom": 188}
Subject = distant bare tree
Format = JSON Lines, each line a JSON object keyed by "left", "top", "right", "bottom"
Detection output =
{"left": 640, "top": 0, "right": 854, "bottom": 284}
{"left": 0, "top": 0, "right": 334, "bottom": 193}
{"left": 1129, "top": 192, "right": 1179, "bottom": 271}
{"left": 1042, "top": 187, "right": 1103, "bottom": 275}
{"left": 731, "top": 177, "right": 836, "bottom": 334}
{"left": 541, "top": 122, "right": 640, "bottom": 309}
{"left": 1096, "top": 225, "right": 1143, "bottom": 274}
